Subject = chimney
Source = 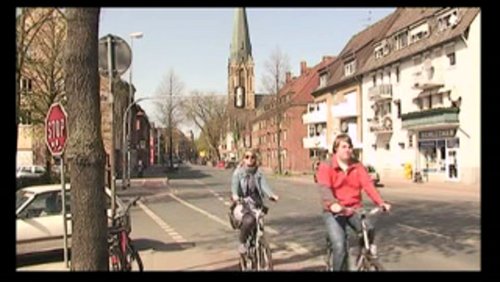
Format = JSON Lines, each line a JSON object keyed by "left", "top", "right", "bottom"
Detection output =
{"left": 286, "top": 71, "right": 292, "bottom": 83}
{"left": 300, "top": 61, "right": 308, "bottom": 75}
{"left": 322, "top": 55, "right": 334, "bottom": 62}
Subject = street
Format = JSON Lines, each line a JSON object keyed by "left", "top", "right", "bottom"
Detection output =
{"left": 120, "top": 163, "right": 480, "bottom": 271}
{"left": 17, "top": 163, "right": 480, "bottom": 271}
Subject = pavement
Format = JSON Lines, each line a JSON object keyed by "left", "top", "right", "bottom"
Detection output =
{"left": 16, "top": 163, "right": 480, "bottom": 271}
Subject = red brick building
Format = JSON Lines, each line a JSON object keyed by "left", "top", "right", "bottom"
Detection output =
{"left": 252, "top": 57, "right": 335, "bottom": 173}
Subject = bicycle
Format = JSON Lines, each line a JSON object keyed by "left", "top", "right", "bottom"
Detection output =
{"left": 325, "top": 207, "right": 386, "bottom": 271}
{"left": 231, "top": 198, "right": 274, "bottom": 271}
{"left": 109, "top": 196, "right": 144, "bottom": 271}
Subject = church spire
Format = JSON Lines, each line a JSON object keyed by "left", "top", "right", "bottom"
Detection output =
{"left": 230, "top": 8, "right": 252, "bottom": 63}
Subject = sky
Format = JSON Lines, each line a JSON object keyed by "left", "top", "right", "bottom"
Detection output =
{"left": 99, "top": 7, "right": 395, "bottom": 134}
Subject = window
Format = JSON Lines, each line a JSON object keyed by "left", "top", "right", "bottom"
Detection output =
{"left": 396, "top": 101, "right": 401, "bottom": 118}
{"left": 394, "top": 31, "right": 408, "bottom": 50}
{"left": 396, "top": 66, "right": 400, "bottom": 82}
{"left": 319, "top": 73, "right": 328, "bottom": 87}
{"left": 447, "top": 52, "right": 456, "bottom": 66}
{"left": 408, "top": 134, "right": 413, "bottom": 148}
{"left": 20, "top": 78, "right": 33, "bottom": 92}
{"left": 372, "top": 75, "right": 376, "bottom": 87}
{"left": 344, "top": 60, "right": 356, "bottom": 76}
{"left": 136, "top": 120, "right": 141, "bottom": 130}
{"left": 283, "top": 130, "right": 287, "bottom": 141}
{"left": 438, "top": 9, "right": 459, "bottom": 32}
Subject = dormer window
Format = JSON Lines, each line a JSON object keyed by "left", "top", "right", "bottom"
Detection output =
{"left": 409, "top": 22, "right": 430, "bottom": 44}
{"left": 344, "top": 60, "right": 356, "bottom": 77}
{"left": 394, "top": 30, "right": 408, "bottom": 50}
{"left": 319, "top": 73, "right": 328, "bottom": 87}
{"left": 438, "top": 9, "right": 459, "bottom": 32}
{"left": 374, "top": 40, "right": 390, "bottom": 59}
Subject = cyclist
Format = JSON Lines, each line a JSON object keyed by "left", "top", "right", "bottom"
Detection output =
{"left": 230, "top": 148, "right": 279, "bottom": 255}
{"left": 315, "top": 134, "right": 391, "bottom": 271}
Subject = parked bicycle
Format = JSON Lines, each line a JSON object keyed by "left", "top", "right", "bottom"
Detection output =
{"left": 109, "top": 196, "right": 143, "bottom": 271}
{"left": 325, "top": 207, "right": 386, "bottom": 271}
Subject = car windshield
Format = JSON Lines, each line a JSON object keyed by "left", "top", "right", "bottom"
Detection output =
{"left": 366, "top": 166, "right": 376, "bottom": 173}
{"left": 16, "top": 190, "right": 34, "bottom": 210}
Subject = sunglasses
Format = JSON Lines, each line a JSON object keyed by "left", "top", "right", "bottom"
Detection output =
{"left": 245, "top": 155, "right": 256, "bottom": 160}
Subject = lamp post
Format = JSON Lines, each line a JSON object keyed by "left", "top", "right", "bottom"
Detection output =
{"left": 123, "top": 31, "right": 143, "bottom": 189}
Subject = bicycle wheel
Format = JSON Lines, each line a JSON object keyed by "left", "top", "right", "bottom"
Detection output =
{"left": 357, "top": 256, "right": 384, "bottom": 271}
{"left": 125, "top": 244, "right": 144, "bottom": 271}
{"left": 109, "top": 245, "right": 125, "bottom": 271}
{"left": 257, "top": 236, "right": 273, "bottom": 271}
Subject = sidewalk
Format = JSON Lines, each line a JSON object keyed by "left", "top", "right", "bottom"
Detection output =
{"left": 274, "top": 172, "right": 480, "bottom": 195}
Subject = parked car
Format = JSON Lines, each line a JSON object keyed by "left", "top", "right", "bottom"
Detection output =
{"left": 365, "top": 165, "right": 381, "bottom": 186}
{"left": 16, "top": 165, "right": 50, "bottom": 190}
{"left": 16, "top": 184, "right": 129, "bottom": 255}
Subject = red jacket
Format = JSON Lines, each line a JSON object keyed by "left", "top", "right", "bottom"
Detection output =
{"left": 316, "top": 155, "right": 384, "bottom": 214}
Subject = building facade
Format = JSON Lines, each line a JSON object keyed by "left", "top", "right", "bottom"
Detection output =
{"left": 360, "top": 8, "right": 480, "bottom": 185}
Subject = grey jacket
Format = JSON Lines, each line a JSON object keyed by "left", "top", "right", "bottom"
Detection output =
{"left": 231, "top": 166, "right": 274, "bottom": 200}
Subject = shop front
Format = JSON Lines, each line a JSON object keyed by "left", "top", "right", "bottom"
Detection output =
{"left": 416, "top": 127, "right": 459, "bottom": 181}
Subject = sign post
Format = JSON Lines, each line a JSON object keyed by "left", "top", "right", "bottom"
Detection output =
{"left": 45, "top": 102, "right": 69, "bottom": 268}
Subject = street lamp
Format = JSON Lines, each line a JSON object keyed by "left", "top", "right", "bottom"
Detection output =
{"left": 123, "top": 31, "right": 143, "bottom": 189}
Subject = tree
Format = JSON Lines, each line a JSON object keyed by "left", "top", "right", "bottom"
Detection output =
{"left": 18, "top": 8, "right": 67, "bottom": 174}
{"left": 155, "top": 69, "right": 184, "bottom": 169}
{"left": 182, "top": 91, "right": 228, "bottom": 161}
{"left": 16, "top": 8, "right": 62, "bottom": 163}
{"left": 64, "top": 8, "right": 108, "bottom": 271}
{"left": 261, "top": 46, "right": 290, "bottom": 175}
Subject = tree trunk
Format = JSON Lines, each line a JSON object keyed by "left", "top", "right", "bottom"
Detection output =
{"left": 64, "top": 8, "right": 108, "bottom": 271}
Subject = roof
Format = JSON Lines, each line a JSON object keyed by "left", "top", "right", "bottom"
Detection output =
{"left": 20, "top": 184, "right": 70, "bottom": 194}
{"left": 318, "top": 10, "right": 400, "bottom": 92}
{"left": 360, "top": 8, "right": 480, "bottom": 74}
{"left": 252, "top": 57, "right": 335, "bottom": 122}
{"left": 230, "top": 8, "right": 252, "bottom": 63}
{"left": 255, "top": 93, "right": 273, "bottom": 109}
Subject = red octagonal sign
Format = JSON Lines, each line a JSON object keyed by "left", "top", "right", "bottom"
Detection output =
{"left": 45, "top": 102, "right": 68, "bottom": 156}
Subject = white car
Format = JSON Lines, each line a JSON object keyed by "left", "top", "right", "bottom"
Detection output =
{"left": 16, "top": 165, "right": 47, "bottom": 178}
{"left": 16, "top": 184, "right": 129, "bottom": 255}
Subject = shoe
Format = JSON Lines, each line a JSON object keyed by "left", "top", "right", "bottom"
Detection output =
{"left": 238, "top": 243, "right": 247, "bottom": 254}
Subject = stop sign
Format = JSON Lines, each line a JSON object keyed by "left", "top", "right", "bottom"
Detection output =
{"left": 45, "top": 103, "right": 68, "bottom": 156}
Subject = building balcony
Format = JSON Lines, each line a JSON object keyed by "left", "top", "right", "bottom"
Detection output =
{"left": 332, "top": 94, "right": 358, "bottom": 118}
{"left": 368, "top": 115, "right": 393, "bottom": 134}
{"left": 368, "top": 84, "right": 392, "bottom": 101}
{"left": 412, "top": 69, "right": 444, "bottom": 90}
{"left": 401, "top": 107, "right": 459, "bottom": 129}
{"left": 303, "top": 135, "right": 328, "bottom": 149}
{"left": 302, "top": 107, "right": 327, "bottom": 124}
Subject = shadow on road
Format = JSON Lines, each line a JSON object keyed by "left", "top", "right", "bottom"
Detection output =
{"left": 17, "top": 249, "right": 67, "bottom": 267}
{"left": 133, "top": 238, "right": 195, "bottom": 252}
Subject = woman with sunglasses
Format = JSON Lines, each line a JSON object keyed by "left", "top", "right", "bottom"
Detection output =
{"left": 230, "top": 148, "right": 279, "bottom": 255}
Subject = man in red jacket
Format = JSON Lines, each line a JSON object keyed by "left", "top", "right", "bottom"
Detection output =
{"left": 316, "top": 133, "right": 391, "bottom": 271}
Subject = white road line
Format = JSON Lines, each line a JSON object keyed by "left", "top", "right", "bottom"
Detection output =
{"left": 167, "top": 186, "right": 314, "bottom": 258}
{"left": 168, "top": 192, "right": 233, "bottom": 229}
{"left": 137, "top": 201, "right": 187, "bottom": 243}
{"left": 284, "top": 242, "right": 311, "bottom": 255}
{"left": 397, "top": 223, "right": 453, "bottom": 240}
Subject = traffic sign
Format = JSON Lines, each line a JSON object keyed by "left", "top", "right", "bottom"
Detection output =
{"left": 45, "top": 103, "right": 68, "bottom": 156}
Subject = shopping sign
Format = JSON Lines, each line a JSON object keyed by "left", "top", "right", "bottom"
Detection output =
{"left": 45, "top": 103, "right": 68, "bottom": 156}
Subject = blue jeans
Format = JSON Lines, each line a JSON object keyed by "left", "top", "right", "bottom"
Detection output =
{"left": 322, "top": 211, "right": 374, "bottom": 271}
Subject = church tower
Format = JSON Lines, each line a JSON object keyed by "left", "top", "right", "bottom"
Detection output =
{"left": 228, "top": 8, "right": 255, "bottom": 110}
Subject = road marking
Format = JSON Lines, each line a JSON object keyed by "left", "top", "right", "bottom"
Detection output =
{"left": 167, "top": 192, "right": 233, "bottom": 229}
{"left": 284, "top": 242, "right": 311, "bottom": 255}
{"left": 168, "top": 182, "right": 312, "bottom": 257}
{"left": 137, "top": 201, "right": 187, "bottom": 243}
{"left": 397, "top": 223, "right": 453, "bottom": 240}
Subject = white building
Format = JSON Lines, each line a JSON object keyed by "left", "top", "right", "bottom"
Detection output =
{"left": 302, "top": 102, "right": 328, "bottom": 158}
{"left": 360, "top": 8, "right": 480, "bottom": 185}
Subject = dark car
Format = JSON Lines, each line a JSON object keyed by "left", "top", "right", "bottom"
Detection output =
{"left": 365, "top": 165, "right": 380, "bottom": 186}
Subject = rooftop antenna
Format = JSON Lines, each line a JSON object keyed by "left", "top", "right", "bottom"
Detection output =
{"left": 363, "top": 10, "right": 373, "bottom": 28}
